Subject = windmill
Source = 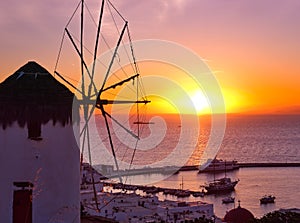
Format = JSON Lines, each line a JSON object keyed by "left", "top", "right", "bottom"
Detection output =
{"left": 54, "top": 0, "right": 150, "bottom": 210}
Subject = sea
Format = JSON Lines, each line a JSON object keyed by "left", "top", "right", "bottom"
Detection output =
{"left": 89, "top": 114, "right": 300, "bottom": 218}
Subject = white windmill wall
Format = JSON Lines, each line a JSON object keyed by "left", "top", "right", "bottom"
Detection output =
{"left": 0, "top": 121, "right": 80, "bottom": 223}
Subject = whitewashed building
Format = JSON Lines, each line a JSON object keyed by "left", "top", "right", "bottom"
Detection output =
{"left": 0, "top": 61, "right": 80, "bottom": 223}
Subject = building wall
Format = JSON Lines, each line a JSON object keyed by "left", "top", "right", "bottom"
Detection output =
{"left": 0, "top": 121, "right": 80, "bottom": 223}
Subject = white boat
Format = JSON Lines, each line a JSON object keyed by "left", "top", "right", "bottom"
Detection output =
{"left": 199, "top": 158, "right": 239, "bottom": 173}
{"left": 260, "top": 195, "right": 276, "bottom": 204}
{"left": 222, "top": 196, "right": 235, "bottom": 204}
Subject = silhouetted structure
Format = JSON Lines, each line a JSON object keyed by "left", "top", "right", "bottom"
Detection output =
{"left": 223, "top": 201, "right": 254, "bottom": 223}
{"left": 0, "top": 61, "right": 80, "bottom": 223}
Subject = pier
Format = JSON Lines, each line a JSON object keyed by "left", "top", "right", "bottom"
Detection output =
{"left": 179, "top": 162, "right": 300, "bottom": 172}
{"left": 179, "top": 163, "right": 300, "bottom": 171}
{"left": 103, "top": 182, "right": 205, "bottom": 198}
{"left": 104, "top": 162, "right": 300, "bottom": 178}
{"left": 107, "top": 166, "right": 180, "bottom": 178}
{"left": 238, "top": 162, "right": 300, "bottom": 168}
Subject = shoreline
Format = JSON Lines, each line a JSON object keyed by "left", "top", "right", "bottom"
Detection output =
{"left": 105, "top": 163, "right": 300, "bottom": 178}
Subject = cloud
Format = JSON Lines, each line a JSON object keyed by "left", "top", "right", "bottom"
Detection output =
{"left": 112, "top": 0, "right": 189, "bottom": 23}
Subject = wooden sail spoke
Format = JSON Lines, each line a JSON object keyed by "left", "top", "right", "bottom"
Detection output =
{"left": 103, "top": 110, "right": 139, "bottom": 140}
{"left": 101, "top": 73, "right": 139, "bottom": 92}
{"left": 77, "top": 99, "right": 150, "bottom": 105}
{"left": 89, "top": 0, "right": 105, "bottom": 98}
{"left": 99, "top": 22, "right": 128, "bottom": 92}
{"left": 65, "top": 28, "right": 98, "bottom": 96}
{"left": 96, "top": 99, "right": 151, "bottom": 105}
{"left": 133, "top": 121, "right": 154, "bottom": 125}
{"left": 54, "top": 71, "right": 82, "bottom": 94}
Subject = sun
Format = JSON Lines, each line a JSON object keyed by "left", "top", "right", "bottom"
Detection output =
{"left": 190, "top": 90, "right": 210, "bottom": 114}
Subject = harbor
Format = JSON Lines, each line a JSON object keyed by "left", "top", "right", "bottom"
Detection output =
{"left": 81, "top": 162, "right": 300, "bottom": 220}
{"left": 121, "top": 166, "right": 300, "bottom": 218}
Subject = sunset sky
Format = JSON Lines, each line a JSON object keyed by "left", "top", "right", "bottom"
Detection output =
{"left": 1, "top": 0, "right": 300, "bottom": 114}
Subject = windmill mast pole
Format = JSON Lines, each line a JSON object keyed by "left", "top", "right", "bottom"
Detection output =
{"left": 80, "top": 0, "right": 85, "bottom": 98}
{"left": 80, "top": 0, "right": 101, "bottom": 211}
{"left": 136, "top": 77, "right": 140, "bottom": 137}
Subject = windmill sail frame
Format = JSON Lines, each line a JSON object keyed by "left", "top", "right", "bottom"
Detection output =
{"left": 54, "top": 0, "right": 150, "bottom": 211}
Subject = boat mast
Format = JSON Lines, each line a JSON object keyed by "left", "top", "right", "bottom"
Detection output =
{"left": 180, "top": 176, "right": 184, "bottom": 190}
{"left": 225, "top": 160, "right": 227, "bottom": 178}
{"left": 213, "top": 159, "right": 216, "bottom": 181}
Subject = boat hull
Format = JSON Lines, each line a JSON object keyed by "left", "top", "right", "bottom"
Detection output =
{"left": 199, "top": 159, "right": 239, "bottom": 173}
{"left": 204, "top": 179, "right": 239, "bottom": 194}
{"left": 222, "top": 197, "right": 235, "bottom": 204}
{"left": 260, "top": 196, "right": 276, "bottom": 204}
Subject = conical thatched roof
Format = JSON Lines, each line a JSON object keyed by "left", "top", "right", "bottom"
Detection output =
{"left": 0, "top": 61, "right": 78, "bottom": 130}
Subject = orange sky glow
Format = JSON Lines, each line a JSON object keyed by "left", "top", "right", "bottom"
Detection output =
{"left": 1, "top": 0, "right": 300, "bottom": 115}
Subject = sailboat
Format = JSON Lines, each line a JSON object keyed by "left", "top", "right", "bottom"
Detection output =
{"left": 175, "top": 177, "right": 191, "bottom": 198}
{"left": 204, "top": 177, "right": 239, "bottom": 194}
{"left": 203, "top": 158, "right": 239, "bottom": 194}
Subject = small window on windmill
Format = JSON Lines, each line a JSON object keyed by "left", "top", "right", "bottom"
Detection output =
{"left": 27, "top": 120, "right": 42, "bottom": 141}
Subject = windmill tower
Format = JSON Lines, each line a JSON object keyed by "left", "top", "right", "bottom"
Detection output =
{"left": 0, "top": 61, "right": 80, "bottom": 223}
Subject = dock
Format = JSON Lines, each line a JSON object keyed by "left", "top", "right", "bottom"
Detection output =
{"left": 103, "top": 182, "right": 205, "bottom": 197}
{"left": 179, "top": 162, "right": 300, "bottom": 172}
{"left": 238, "top": 162, "right": 300, "bottom": 168}
{"left": 107, "top": 166, "right": 180, "bottom": 178}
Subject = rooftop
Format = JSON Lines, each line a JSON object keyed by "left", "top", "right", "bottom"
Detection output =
{"left": 0, "top": 61, "right": 78, "bottom": 130}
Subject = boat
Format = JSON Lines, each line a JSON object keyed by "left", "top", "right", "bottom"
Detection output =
{"left": 173, "top": 176, "right": 192, "bottom": 197}
{"left": 175, "top": 190, "right": 191, "bottom": 198}
{"left": 199, "top": 158, "right": 239, "bottom": 173}
{"left": 260, "top": 195, "right": 276, "bottom": 204}
{"left": 202, "top": 157, "right": 239, "bottom": 194}
{"left": 163, "top": 188, "right": 177, "bottom": 195}
{"left": 192, "top": 191, "right": 205, "bottom": 197}
{"left": 204, "top": 177, "right": 239, "bottom": 194}
{"left": 222, "top": 196, "right": 235, "bottom": 204}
